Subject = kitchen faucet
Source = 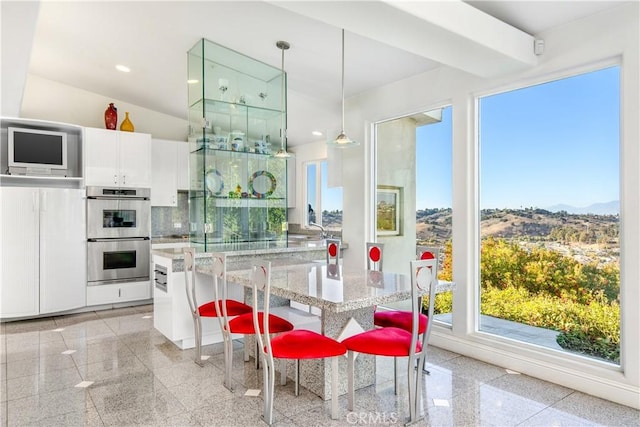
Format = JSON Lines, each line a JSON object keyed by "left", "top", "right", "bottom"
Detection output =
{"left": 309, "top": 222, "right": 328, "bottom": 239}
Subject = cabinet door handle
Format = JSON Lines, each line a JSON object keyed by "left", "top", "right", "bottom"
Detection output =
{"left": 123, "top": 175, "right": 127, "bottom": 185}
{"left": 114, "top": 174, "right": 118, "bottom": 184}
{"left": 118, "top": 288, "right": 122, "bottom": 297}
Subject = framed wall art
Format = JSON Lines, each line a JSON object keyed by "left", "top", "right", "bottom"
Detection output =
{"left": 376, "top": 185, "right": 402, "bottom": 236}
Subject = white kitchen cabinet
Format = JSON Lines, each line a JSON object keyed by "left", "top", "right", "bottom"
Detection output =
{"left": 86, "top": 280, "right": 151, "bottom": 306}
{"left": 152, "top": 254, "right": 227, "bottom": 349}
{"left": 0, "top": 187, "right": 86, "bottom": 318}
{"left": 151, "top": 139, "right": 178, "bottom": 206}
{"left": 176, "top": 141, "right": 190, "bottom": 191}
{"left": 85, "top": 127, "right": 151, "bottom": 188}
{"left": 151, "top": 139, "right": 189, "bottom": 206}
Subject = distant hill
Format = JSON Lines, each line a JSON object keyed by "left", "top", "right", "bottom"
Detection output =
{"left": 416, "top": 207, "right": 619, "bottom": 245}
{"left": 546, "top": 200, "right": 619, "bottom": 215}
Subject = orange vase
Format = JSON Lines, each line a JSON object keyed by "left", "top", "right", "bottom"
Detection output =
{"left": 120, "top": 112, "right": 135, "bottom": 132}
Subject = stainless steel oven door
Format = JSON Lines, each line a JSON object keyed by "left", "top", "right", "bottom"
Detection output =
{"left": 87, "top": 238, "right": 150, "bottom": 285}
{"left": 87, "top": 198, "right": 150, "bottom": 239}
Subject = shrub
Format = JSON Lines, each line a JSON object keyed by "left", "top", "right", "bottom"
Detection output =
{"left": 427, "top": 237, "right": 620, "bottom": 362}
{"left": 480, "top": 286, "right": 619, "bottom": 363}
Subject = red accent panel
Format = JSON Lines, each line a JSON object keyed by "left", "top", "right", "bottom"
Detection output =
{"left": 374, "top": 310, "right": 428, "bottom": 334}
{"left": 328, "top": 243, "right": 338, "bottom": 257}
{"left": 228, "top": 312, "right": 294, "bottom": 334}
{"left": 271, "top": 330, "right": 346, "bottom": 359}
{"left": 369, "top": 246, "right": 381, "bottom": 262}
{"left": 420, "top": 251, "right": 435, "bottom": 260}
{"left": 198, "top": 300, "right": 252, "bottom": 317}
{"left": 342, "top": 327, "right": 422, "bottom": 357}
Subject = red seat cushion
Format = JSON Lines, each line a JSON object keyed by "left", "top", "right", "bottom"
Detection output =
{"left": 198, "top": 300, "right": 252, "bottom": 317}
{"left": 228, "top": 312, "right": 294, "bottom": 334}
{"left": 342, "top": 327, "right": 422, "bottom": 357}
{"left": 271, "top": 330, "right": 346, "bottom": 359}
{"left": 198, "top": 299, "right": 253, "bottom": 317}
{"left": 369, "top": 246, "right": 381, "bottom": 262}
{"left": 374, "top": 310, "right": 428, "bottom": 334}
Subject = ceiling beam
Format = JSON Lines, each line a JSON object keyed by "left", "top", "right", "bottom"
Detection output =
{"left": 271, "top": 0, "right": 537, "bottom": 78}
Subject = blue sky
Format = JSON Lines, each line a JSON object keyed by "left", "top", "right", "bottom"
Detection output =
{"left": 417, "top": 66, "right": 620, "bottom": 210}
{"left": 319, "top": 66, "right": 620, "bottom": 213}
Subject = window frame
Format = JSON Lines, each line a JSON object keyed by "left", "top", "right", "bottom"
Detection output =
{"left": 470, "top": 60, "right": 624, "bottom": 371}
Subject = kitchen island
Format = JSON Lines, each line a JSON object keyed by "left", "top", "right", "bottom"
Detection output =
{"left": 151, "top": 239, "right": 345, "bottom": 350}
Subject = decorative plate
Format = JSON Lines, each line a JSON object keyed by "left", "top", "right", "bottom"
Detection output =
{"left": 249, "top": 170, "right": 276, "bottom": 198}
{"left": 205, "top": 168, "right": 224, "bottom": 195}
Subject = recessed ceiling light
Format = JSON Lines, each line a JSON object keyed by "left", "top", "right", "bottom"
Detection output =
{"left": 312, "top": 131, "right": 323, "bottom": 136}
{"left": 115, "top": 64, "right": 130, "bottom": 73}
{"left": 187, "top": 79, "right": 199, "bottom": 84}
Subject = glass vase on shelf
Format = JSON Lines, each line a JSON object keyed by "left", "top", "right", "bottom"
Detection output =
{"left": 120, "top": 112, "right": 135, "bottom": 132}
{"left": 104, "top": 103, "right": 117, "bottom": 130}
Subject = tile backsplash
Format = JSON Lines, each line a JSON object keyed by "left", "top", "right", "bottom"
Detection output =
{"left": 151, "top": 191, "right": 190, "bottom": 237}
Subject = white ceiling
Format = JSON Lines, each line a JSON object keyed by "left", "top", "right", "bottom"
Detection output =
{"left": 2, "top": 0, "right": 630, "bottom": 146}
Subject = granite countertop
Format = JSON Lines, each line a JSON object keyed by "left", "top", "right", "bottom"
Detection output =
{"left": 206, "top": 262, "right": 455, "bottom": 313}
{"left": 151, "top": 235, "right": 190, "bottom": 245}
{"left": 152, "top": 239, "right": 348, "bottom": 273}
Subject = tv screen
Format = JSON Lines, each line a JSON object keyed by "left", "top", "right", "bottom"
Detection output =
{"left": 8, "top": 127, "right": 68, "bottom": 170}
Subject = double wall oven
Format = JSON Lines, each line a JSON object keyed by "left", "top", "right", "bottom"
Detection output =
{"left": 87, "top": 186, "right": 150, "bottom": 285}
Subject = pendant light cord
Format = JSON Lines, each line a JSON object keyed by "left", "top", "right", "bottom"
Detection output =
{"left": 275, "top": 41, "right": 292, "bottom": 157}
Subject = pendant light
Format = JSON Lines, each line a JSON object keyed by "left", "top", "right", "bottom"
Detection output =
{"left": 273, "top": 40, "right": 294, "bottom": 158}
{"left": 329, "top": 29, "right": 359, "bottom": 146}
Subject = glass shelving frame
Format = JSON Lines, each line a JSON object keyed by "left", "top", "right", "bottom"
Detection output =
{"left": 187, "top": 38, "right": 288, "bottom": 250}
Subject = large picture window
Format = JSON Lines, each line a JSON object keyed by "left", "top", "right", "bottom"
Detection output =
{"left": 478, "top": 66, "right": 621, "bottom": 364}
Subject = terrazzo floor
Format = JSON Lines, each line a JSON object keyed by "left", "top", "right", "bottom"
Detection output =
{"left": 1, "top": 304, "right": 638, "bottom": 426}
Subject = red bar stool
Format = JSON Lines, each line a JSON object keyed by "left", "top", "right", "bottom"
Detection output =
{"left": 343, "top": 258, "right": 438, "bottom": 424}
{"left": 183, "top": 248, "right": 252, "bottom": 367}
{"left": 251, "top": 262, "right": 346, "bottom": 425}
{"left": 374, "top": 246, "right": 441, "bottom": 374}
{"left": 205, "top": 251, "right": 293, "bottom": 391}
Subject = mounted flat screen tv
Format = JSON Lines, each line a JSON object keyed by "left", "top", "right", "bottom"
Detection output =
{"left": 8, "top": 127, "right": 68, "bottom": 174}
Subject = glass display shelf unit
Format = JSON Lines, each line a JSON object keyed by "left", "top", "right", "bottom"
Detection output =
{"left": 188, "top": 38, "right": 289, "bottom": 251}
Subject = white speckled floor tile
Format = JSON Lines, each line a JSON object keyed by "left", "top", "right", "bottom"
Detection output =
{"left": 35, "top": 406, "right": 105, "bottom": 427}
{"left": 6, "top": 351, "right": 76, "bottom": 379}
{"left": 93, "top": 385, "right": 187, "bottom": 426}
{"left": 4, "top": 317, "right": 57, "bottom": 334}
{"left": 189, "top": 394, "right": 268, "bottom": 426}
{"left": 6, "top": 387, "right": 94, "bottom": 425}
{"left": 76, "top": 353, "right": 149, "bottom": 382}
{"left": 2, "top": 307, "right": 638, "bottom": 426}
{"left": 435, "top": 355, "right": 509, "bottom": 383}
{"left": 452, "top": 383, "right": 548, "bottom": 426}
{"left": 484, "top": 371, "right": 573, "bottom": 406}
{"left": 59, "top": 320, "right": 117, "bottom": 342}
{"left": 5, "top": 365, "right": 83, "bottom": 400}
{"left": 548, "top": 391, "right": 640, "bottom": 426}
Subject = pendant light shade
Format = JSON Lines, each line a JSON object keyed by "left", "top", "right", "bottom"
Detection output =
{"left": 329, "top": 29, "right": 359, "bottom": 146}
{"left": 273, "top": 40, "right": 294, "bottom": 158}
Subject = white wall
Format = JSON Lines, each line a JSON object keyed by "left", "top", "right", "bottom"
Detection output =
{"left": 339, "top": 3, "right": 639, "bottom": 408}
{"left": 376, "top": 117, "right": 417, "bottom": 275}
{"left": 21, "top": 75, "right": 188, "bottom": 140}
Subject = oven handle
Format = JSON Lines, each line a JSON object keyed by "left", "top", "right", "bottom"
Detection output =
{"left": 87, "top": 196, "right": 149, "bottom": 201}
{"left": 88, "top": 237, "right": 150, "bottom": 242}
